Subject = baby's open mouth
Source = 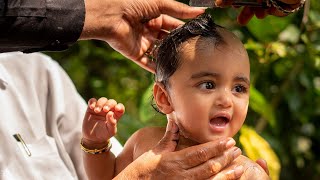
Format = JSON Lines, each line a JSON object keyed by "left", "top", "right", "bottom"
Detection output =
{"left": 209, "top": 114, "right": 231, "bottom": 133}
{"left": 210, "top": 116, "right": 230, "bottom": 126}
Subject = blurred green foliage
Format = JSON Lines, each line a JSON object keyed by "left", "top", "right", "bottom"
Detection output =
{"left": 46, "top": 0, "right": 320, "bottom": 179}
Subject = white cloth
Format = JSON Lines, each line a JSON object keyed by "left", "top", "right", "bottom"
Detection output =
{"left": 0, "top": 52, "right": 123, "bottom": 180}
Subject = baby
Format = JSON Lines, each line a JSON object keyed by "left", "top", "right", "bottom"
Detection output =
{"left": 81, "top": 13, "right": 270, "bottom": 179}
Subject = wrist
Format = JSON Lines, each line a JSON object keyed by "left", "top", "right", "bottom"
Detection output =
{"left": 81, "top": 137, "right": 110, "bottom": 149}
{"left": 80, "top": 0, "right": 121, "bottom": 41}
{"left": 270, "top": 0, "right": 306, "bottom": 14}
{"left": 81, "top": 138, "right": 112, "bottom": 154}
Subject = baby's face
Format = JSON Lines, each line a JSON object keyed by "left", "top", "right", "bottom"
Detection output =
{"left": 167, "top": 30, "right": 250, "bottom": 143}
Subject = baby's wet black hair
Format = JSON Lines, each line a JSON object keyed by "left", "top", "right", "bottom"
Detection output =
{"left": 154, "top": 13, "right": 225, "bottom": 87}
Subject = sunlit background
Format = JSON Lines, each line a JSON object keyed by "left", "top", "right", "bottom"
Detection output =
{"left": 47, "top": 0, "right": 319, "bottom": 179}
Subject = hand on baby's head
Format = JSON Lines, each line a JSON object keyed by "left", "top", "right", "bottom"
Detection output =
{"left": 82, "top": 97, "right": 125, "bottom": 144}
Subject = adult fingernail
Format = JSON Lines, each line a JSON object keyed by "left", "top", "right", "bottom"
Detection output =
{"left": 226, "top": 138, "right": 236, "bottom": 149}
{"left": 192, "top": 7, "right": 208, "bottom": 10}
{"left": 233, "top": 148, "right": 242, "bottom": 158}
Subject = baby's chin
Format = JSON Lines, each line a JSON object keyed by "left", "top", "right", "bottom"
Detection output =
{"left": 176, "top": 131, "right": 234, "bottom": 150}
{"left": 195, "top": 132, "right": 236, "bottom": 144}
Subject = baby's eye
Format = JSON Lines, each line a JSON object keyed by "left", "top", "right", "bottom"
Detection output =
{"left": 199, "top": 82, "right": 215, "bottom": 90}
{"left": 233, "top": 85, "right": 247, "bottom": 93}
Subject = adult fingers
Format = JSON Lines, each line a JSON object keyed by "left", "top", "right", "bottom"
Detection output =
{"left": 152, "top": 119, "right": 179, "bottom": 154}
{"left": 159, "top": 14, "right": 184, "bottom": 31}
{"left": 254, "top": 7, "right": 268, "bottom": 19}
{"left": 185, "top": 147, "right": 242, "bottom": 179}
{"left": 177, "top": 137, "right": 236, "bottom": 169}
{"left": 137, "top": 56, "right": 156, "bottom": 73}
{"left": 215, "top": 0, "right": 233, "bottom": 7}
{"left": 237, "top": 6, "right": 255, "bottom": 25}
{"left": 267, "top": 6, "right": 288, "bottom": 17}
{"left": 157, "top": 0, "right": 205, "bottom": 20}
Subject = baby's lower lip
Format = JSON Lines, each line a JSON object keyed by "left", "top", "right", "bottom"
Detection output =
{"left": 209, "top": 117, "right": 229, "bottom": 133}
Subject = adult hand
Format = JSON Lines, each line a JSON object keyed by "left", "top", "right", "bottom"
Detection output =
{"left": 80, "top": 0, "right": 205, "bottom": 73}
{"left": 215, "top": 0, "right": 304, "bottom": 25}
{"left": 114, "top": 120, "right": 244, "bottom": 179}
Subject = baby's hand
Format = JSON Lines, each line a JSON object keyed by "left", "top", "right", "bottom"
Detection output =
{"left": 234, "top": 155, "right": 270, "bottom": 180}
{"left": 82, "top": 97, "right": 125, "bottom": 146}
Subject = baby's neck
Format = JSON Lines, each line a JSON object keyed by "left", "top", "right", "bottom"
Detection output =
{"left": 175, "top": 135, "right": 200, "bottom": 151}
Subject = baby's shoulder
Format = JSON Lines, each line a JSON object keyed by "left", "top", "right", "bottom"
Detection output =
{"left": 233, "top": 155, "right": 270, "bottom": 180}
{"left": 128, "top": 126, "right": 166, "bottom": 159}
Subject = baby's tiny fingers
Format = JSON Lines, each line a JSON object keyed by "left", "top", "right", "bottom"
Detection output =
{"left": 114, "top": 103, "right": 125, "bottom": 120}
{"left": 106, "top": 111, "right": 117, "bottom": 135}
{"left": 107, "top": 111, "right": 117, "bottom": 125}
{"left": 95, "top": 97, "right": 108, "bottom": 113}
{"left": 88, "top": 98, "right": 97, "bottom": 109}
{"left": 103, "top": 99, "right": 117, "bottom": 112}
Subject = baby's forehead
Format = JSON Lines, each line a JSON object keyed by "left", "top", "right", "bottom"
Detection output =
{"left": 178, "top": 32, "right": 247, "bottom": 57}
{"left": 219, "top": 29, "right": 247, "bottom": 55}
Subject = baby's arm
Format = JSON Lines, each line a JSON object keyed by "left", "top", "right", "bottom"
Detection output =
{"left": 81, "top": 97, "right": 125, "bottom": 180}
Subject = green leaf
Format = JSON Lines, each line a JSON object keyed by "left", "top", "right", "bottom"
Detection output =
{"left": 139, "top": 83, "right": 156, "bottom": 122}
{"left": 240, "top": 125, "right": 281, "bottom": 180}
{"left": 139, "top": 84, "right": 154, "bottom": 122}
{"left": 249, "top": 86, "right": 276, "bottom": 128}
{"left": 279, "top": 25, "right": 300, "bottom": 44}
{"left": 247, "top": 15, "right": 293, "bottom": 42}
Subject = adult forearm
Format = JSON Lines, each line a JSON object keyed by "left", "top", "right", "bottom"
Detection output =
{"left": 0, "top": 0, "right": 85, "bottom": 52}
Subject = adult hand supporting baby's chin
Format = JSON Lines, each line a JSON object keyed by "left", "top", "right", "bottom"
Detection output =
{"left": 114, "top": 119, "right": 244, "bottom": 180}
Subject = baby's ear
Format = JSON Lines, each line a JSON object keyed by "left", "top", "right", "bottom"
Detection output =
{"left": 153, "top": 82, "right": 173, "bottom": 114}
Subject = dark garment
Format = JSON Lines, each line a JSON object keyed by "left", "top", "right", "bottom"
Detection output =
{"left": 0, "top": 0, "right": 85, "bottom": 52}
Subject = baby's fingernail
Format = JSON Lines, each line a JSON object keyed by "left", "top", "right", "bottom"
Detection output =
{"left": 104, "top": 106, "right": 110, "bottom": 111}
{"left": 226, "top": 138, "right": 236, "bottom": 149}
{"left": 94, "top": 107, "right": 101, "bottom": 112}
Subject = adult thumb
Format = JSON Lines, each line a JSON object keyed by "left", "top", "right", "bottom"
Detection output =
{"left": 152, "top": 119, "right": 179, "bottom": 154}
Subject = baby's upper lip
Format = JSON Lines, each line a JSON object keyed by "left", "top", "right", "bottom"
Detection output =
{"left": 211, "top": 112, "right": 231, "bottom": 122}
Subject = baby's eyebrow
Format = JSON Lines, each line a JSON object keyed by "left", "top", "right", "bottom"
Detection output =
{"left": 190, "top": 72, "right": 220, "bottom": 79}
{"left": 234, "top": 76, "right": 250, "bottom": 85}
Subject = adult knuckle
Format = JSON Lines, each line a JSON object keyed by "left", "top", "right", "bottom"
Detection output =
{"left": 195, "top": 148, "right": 209, "bottom": 162}
{"left": 208, "top": 160, "right": 222, "bottom": 175}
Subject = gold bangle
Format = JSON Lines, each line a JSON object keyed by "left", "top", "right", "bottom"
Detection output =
{"left": 269, "top": 0, "right": 306, "bottom": 14}
{"left": 80, "top": 139, "right": 112, "bottom": 154}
